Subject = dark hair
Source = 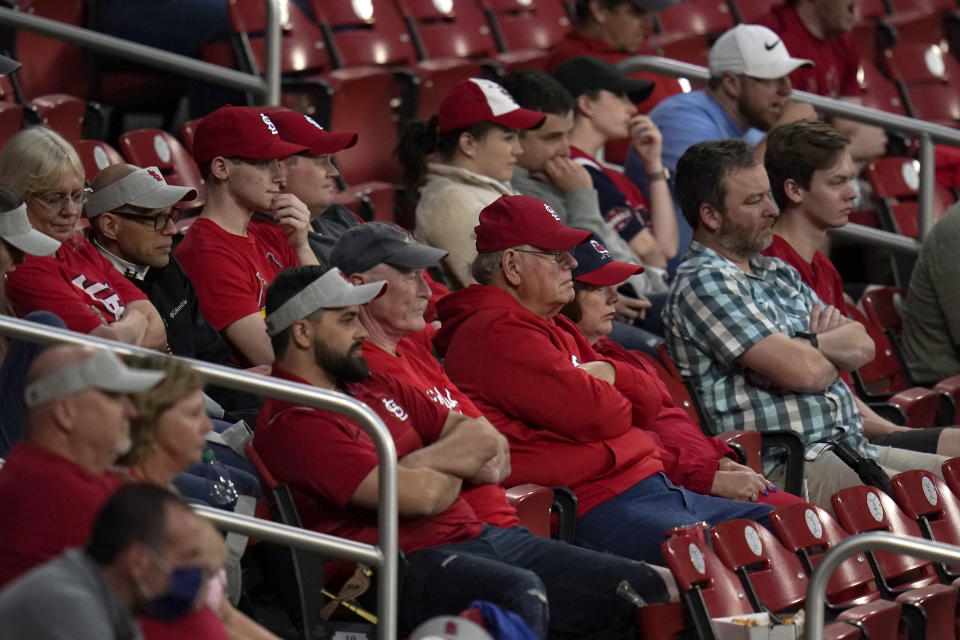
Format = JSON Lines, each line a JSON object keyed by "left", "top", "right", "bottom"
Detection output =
{"left": 574, "top": 0, "right": 634, "bottom": 26}
{"left": 764, "top": 120, "right": 852, "bottom": 209}
{"left": 394, "top": 116, "right": 499, "bottom": 187}
{"left": 85, "top": 483, "right": 188, "bottom": 565}
{"left": 558, "top": 280, "right": 592, "bottom": 323}
{"left": 266, "top": 265, "right": 327, "bottom": 358}
{"left": 501, "top": 70, "right": 574, "bottom": 117}
{"left": 676, "top": 139, "right": 759, "bottom": 230}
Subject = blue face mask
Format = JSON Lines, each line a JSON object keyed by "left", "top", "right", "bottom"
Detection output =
{"left": 144, "top": 565, "right": 204, "bottom": 622}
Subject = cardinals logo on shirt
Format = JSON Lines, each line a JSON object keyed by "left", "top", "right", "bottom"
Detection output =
{"left": 425, "top": 386, "right": 459, "bottom": 410}
{"left": 71, "top": 274, "right": 125, "bottom": 321}
{"left": 382, "top": 398, "right": 409, "bottom": 421}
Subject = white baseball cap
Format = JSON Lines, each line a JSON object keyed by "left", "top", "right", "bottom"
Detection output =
{"left": 709, "top": 24, "right": 813, "bottom": 80}
{"left": 0, "top": 202, "right": 61, "bottom": 257}
{"left": 85, "top": 165, "right": 197, "bottom": 218}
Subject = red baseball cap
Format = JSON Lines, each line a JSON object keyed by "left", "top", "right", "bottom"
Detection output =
{"left": 475, "top": 195, "right": 592, "bottom": 252}
{"left": 438, "top": 78, "right": 546, "bottom": 134}
{"left": 192, "top": 105, "right": 309, "bottom": 164}
{"left": 269, "top": 110, "right": 358, "bottom": 155}
{"left": 572, "top": 239, "right": 644, "bottom": 286}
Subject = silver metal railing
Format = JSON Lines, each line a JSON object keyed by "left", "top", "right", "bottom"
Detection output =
{"left": 0, "top": 315, "right": 398, "bottom": 638}
{"left": 805, "top": 531, "right": 960, "bottom": 639}
{"left": 0, "top": 1, "right": 282, "bottom": 104}
{"left": 618, "top": 55, "right": 960, "bottom": 248}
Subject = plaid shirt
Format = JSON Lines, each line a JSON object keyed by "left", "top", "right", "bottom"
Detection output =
{"left": 663, "top": 241, "right": 874, "bottom": 460}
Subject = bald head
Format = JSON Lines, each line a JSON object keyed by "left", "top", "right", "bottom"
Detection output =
{"left": 91, "top": 163, "right": 140, "bottom": 192}
{"left": 26, "top": 344, "right": 96, "bottom": 386}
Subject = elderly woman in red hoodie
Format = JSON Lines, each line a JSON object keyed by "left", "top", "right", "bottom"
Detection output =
{"left": 558, "top": 239, "right": 800, "bottom": 506}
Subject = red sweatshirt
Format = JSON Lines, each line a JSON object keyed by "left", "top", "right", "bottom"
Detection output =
{"left": 435, "top": 285, "right": 664, "bottom": 516}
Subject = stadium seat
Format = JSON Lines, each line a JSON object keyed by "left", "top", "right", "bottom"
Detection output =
{"left": 865, "top": 156, "right": 954, "bottom": 238}
{"left": 711, "top": 517, "right": 901, "bottom": 640}
{"left": 656, "top": 0, "right": 735, "bottom": 37}
{"left": 7, "top": 0, "right": 86, "bottom": 99}
{"left": 941, "top": 457, "right": 960, "bottom": 503}
{"left": 891, "top": 468, "right": 960, "bottom": 582}
{"left": 73, "top": 139, "right": 124, "bottom": 181}
{"left": 882, "top": 43, "right": 960, "bottom": 127}
{"left": 0, "top": 100, "right": 22, "bottom": 150}
{"left": 858, "top": 61, "right": 908, "bottom": 117}
{"left": 28, "top": 94, "right": 95, "bottom": 142}
{"left": 475, "top": 0, "right": 571, "bottom": 69}
{"left": 730, "top": 0, "right": 781, "bottom": 24}
{"left": 117, "top": 129, "right": 206, "bottom": 213}
{"left": 649, "top": 32, "right": 711, "bottom": 67}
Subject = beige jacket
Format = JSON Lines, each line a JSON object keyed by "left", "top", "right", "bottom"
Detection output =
{"left": 414, "top": 163, "right": 516, "bottom": 289}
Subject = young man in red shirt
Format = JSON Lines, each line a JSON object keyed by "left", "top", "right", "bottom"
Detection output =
{"left": 175, "top": 105, "right": 319, "bottom": 367}
{"left": 255, "top": 265, "right": 677, "bottom": 638}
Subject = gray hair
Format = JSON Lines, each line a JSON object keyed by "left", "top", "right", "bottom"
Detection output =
{"left": 470, "top": 250, "right": 505, "bottom": 285}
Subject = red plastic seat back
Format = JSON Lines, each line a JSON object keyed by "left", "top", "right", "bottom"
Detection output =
{"left": 30, "top": 94, "right": 86, "bottom": 142}
{"left": 657, "top": 0, "right": 735, "bottom": 36}
{"left": 312, "top": 0, "right": 420, "bottom": 68}
{"left": 710, "top": 519, "right": 808, "bottom": 612}
{"left": 891, "top": 469, "right": 960, "bottom": 548}
{"left": 395, "top": 0, "right": 500, "bottom": 60}
{"left": 731, "top": 0, "right": 781, "bottom": 23}
{"left": 832, "top": 485, "right": 941, "bottom": 588}
{"left": 227, "top": 0, "right": 333, "bottom": 74}
{"left": 11, "top": 0, "right": 87, "bottom": 98}
{"left": 661, "top": 534, "right": 754, "bottom": 617}
{"left": 244, "top": 442, "right": 279, "bottom": 489}
{"left": 0, "top": 101, "right": 22, "bottom": 149}
{"left": 860, "top": 286, "right": 906, "bottom": 334}
{"left": 847, "top": 304, "right": 908, "bottom": 394}
{"left": 769, "top": 502, "right": 882, "bottom": 606}
{"left": 117, "top": 129, "right": 206, "bottom": 211}
{"left": 858, "top": 62, "right": 908, "bottom": 116}
{"left": 476, "top": 0, "right": 572, "bottom": 51}
{"left": 941, "top": 457, "right": 960, "bottom": 501}
{"left": 73, "top": 139, "right": 125, "bottom": 181}
{"left": 866, "top": 157, "right": 921, "bottom": 199}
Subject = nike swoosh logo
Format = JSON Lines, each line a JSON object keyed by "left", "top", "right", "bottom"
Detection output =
{"left": 765, "top": 40, "right": 780, "bottom": 51}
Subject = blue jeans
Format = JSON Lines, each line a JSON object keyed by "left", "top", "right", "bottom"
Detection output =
{"left": 576, "top": 473, "right": 773, "bottom": 564}
{"left": 400, "top": 525, "right": 668, "bottom": 639}
{"left": 0, "top": 311, "right": 65, "bottom": 457}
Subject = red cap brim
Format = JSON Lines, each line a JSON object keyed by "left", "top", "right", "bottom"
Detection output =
{"left": 307, "top": 130, "right": 358, "bottom": 155}
{"left": 533, "top": 225, "right": 593, "bottom": 251}
{"left": 575, "top": 260, "right": 644, "bottom": 286}
{"left": 490, "top": 108, "right": 547, "bottom": 131}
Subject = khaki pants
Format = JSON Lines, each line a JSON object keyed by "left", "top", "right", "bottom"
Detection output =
{"left": 768, "top": 445, "right": 947, "bottom": 513}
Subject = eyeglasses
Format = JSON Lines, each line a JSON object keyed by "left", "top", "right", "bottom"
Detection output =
{"left": 514, "top": 248, "right": 572, "bottom": 264}
{"left": 113, "top": 208, "right": 180, "bottom": 231}
{"left": 30, "top": 187, "right": 93, "bottom": 211}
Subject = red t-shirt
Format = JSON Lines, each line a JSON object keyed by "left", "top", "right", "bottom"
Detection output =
{"left": 0, "top": 442, "right": 123, "bottom": 589}
{"left": 175, "top": 217, "right": 298, "bottom": 333}
{"left": 757, "top": 4, "right": 862, "bottom": 98}
{"left": 254, "top": 366, "right": 483, "bottom": 553}
{"left": 362, "top": 327, "right": 520, "bottom": 529}
{"left": 5, "top": 235, "right": 149, "bottom": 333}
{"left": 140, "top": 606, "right": 229, "bottom": 640}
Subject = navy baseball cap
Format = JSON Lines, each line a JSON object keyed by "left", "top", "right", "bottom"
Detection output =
{"left": 572, "top": 239, "right": 644, "bottom": 286}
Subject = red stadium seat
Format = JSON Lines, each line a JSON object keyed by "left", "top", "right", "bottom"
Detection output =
{"left": 730, "top": 0, "right": 782, "bottom": 24}
{"left": 656, "top": 0, "right": 735, "bottom": 37}
{"left": 891, "top": 469, "right": 960, "bottom": 581}
{"left": 711, "top": 518, "right": 901, "bottom": 640}
{"left": 504, "top": 484, "right": 554, "bottom": 538}
{"left": 0, "top": 100, "right": 22, "bottom": 150}
{"left": 117, "top": 129, "right": 206, "bottom": 213}
{"left": 72, "top": 139, "right": 124, "bottom": 181}
{"left": 8, "top": 0, "right": 86, "bottom": 99}
{"left": 475, "top": 0, "right": 571, "bottom": 69}
{"left": 882, "top": 43, "right": 960, "bottom": 127}
{"left": 858, "top": 62, "right": 908, "bottom": 116}
{"left": 29, "top": 94, "right": 87, "bottom": 142}
{"left": 941, "top": 457, "right": 960, "bottom": 504}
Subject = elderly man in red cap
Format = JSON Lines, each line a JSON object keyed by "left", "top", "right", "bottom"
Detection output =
{"left": 176, "top": 106, "right": 319, "bottom": 367}
{"left": 435, "top": 195, "right": 773, "bottom": 564}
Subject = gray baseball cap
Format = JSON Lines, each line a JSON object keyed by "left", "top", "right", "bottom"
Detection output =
{"left": 85, "top": 166, "right": 198, "bottom": 218}
{"left": 24, "top": 349, "right": 167, "bottom": 408}
{"left": 0, "top": 202, "right": 61, "bottom": 257}
{"left": 265, "top": 267, "right": 387, "bottom": 336}
{"left": 330, "top": 222, "right": 448, "bottom": 275}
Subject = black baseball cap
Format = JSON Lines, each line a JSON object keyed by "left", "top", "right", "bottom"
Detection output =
{"left": 572, "top": 239, "right": 644, "bottom": 286}
{"left": 552, "top": 56, "right": 655, "bottom": 104}
{"left": 330, "top": 222, "right": 448, "bottom": 275}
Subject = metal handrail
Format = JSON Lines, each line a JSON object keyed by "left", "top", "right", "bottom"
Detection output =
{"left": 806, "top": 531, "right": 960, "bottom": 639}
{"left": 0, "top": 1, "right": 281, "bottom": 104}
{"left": 0, "top": 315, "right": 397, "bottom": 639}
{"left": 617, "top": 55, "right": 956, "bottom": 246}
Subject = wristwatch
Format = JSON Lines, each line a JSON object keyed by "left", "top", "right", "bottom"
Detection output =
{"left": 795, "top": 331, "right": 819, "bottom": 349}
{"left": 648, "top": 167, "right": 670, "bottom": 182}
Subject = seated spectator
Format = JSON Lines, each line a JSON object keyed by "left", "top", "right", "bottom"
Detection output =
{"left": 623, "top": 24, "right": 817, "bottom": 271}
{"left": 554, "top": 57, "right": 677, "bottom": 279}
{"left": 269, "top": 111, "right": 363, "bottom": 268}
{"left": 763, "top": 120, "right": 960, "bottom": 458}
{"left": 0, "top": 346, "right": 164, "bottom": 588}
{"left": 0, "top": 127, "right": 166, "bottom": 349}
{"left": 902, "top": 203, "right": 960, "bottom": 384}
{"left": 501, "top": 69, "right": 659, "bottom": 351}
{"left": 256, "top": 266, "right": 678, "bottom": 638}
{"left": 757, "top": 0, "right": 888, "bottom": 171}
{"left": 663, "top": 138, "right": 947, "bottom": 508}
{"left": 85, "top": 163, "right": 261, "bottom": 415}
{"left": 560, "top": 239, "right": 799, "bottom": 505}
{"left": 435, "top": 195, "right": 772, "bottom": 563}
{"left": 175, "top": 106, "right": 319, "bottom": 367}
{"left": 0, "top": 483, "right": 207, "bottom": 639}
{"left": 397, "top": 78, "right": 545, "bottom": 289}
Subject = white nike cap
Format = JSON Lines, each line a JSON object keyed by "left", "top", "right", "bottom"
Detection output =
{"left": 709, "top": 24, "right": 813, "bottom": 80}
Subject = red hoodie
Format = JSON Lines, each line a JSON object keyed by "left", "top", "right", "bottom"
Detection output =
{"left": 435, "top": 285, "right": 664, "bottom": 516}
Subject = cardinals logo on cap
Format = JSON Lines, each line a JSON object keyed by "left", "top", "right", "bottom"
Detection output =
{"left": 260, "top": 113, "right": 279, "bottom": 135}
{"left": 590, "top": 239, "right": 610, "bottom": 259}
{"left": 304, "top": 114, "right": 324, "bottom": 131}
{"left": 544, "top": 203, "right": 560, "bottom": 222}
{"left": 146, "top": 167, "right": 164, "bottom": 183}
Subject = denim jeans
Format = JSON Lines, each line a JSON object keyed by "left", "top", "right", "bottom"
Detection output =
{"left": 400, "top": 525, "right": 668, "bottom": 639}
{"left": 576, "top": 473, "right": 774, "bottom": 564}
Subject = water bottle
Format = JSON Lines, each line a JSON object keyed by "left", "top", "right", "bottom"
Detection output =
{"left": 202, "top": 450, "right": 239, "bottom": 509}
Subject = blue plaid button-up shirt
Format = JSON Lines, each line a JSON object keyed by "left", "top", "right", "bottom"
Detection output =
{"left": 664, "top": 241, "right": 874, "bottom": 460}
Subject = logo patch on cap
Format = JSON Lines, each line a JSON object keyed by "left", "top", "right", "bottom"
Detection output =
{"left": 590, "top": 239, "right": 610, "bottom": 258}
{"left": 544, "top": 203, "right": 560, "bottom": 222}
{"left": 304, "top": 114, "right": 324, "bottom": 131}
{"left": 260, "top": 113, "right": 279, "bottom": 135}
{"left": 146, "top": 167, "right": 164, "bottom": 183}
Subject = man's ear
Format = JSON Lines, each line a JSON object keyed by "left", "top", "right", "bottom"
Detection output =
{"left": 97, "top": 213, "right": 122, "bottom": 242}
{"left": 720, "top": 72, "right": 742, "bottom": 100}
{"left": 699, "top": 203, "right": 723, "bottom": 233}
{"left": 576, "top": 94, "right": 596, "bottom": 119}
{"left": 501, "top": 249, "right": 523, "bottom": 286}
{"left": 289, "top": 318, "right": 314, "bottom": 351}
{"left": 783, "top": 177, "right": 805, "bottom": 205}
{"left": 48, "top": 396, "right": 77, "bottom": 434}
{"left": 586, "top": 0, "right": 607, "bottom": 23}
{"left": 347, "top": 273, "right": 366, "bottom": 286}
{"left": 209, "top": 156, "right": 230, "bottom": 181}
